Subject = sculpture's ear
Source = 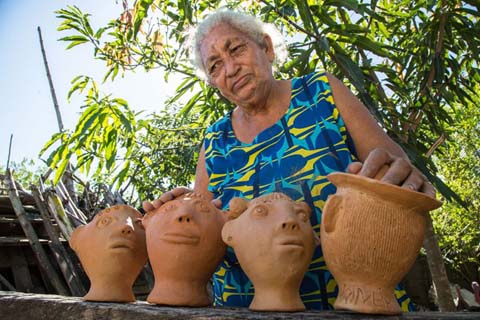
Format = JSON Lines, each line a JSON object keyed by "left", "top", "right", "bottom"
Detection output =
{"left": 313, "top": 230, "right": 320, "bottom": 247}
{"left": 227, "top": 197, "right": 249, "bottom": 220}
{"left": 299, "top": 201, "right": 312, "bottom": 219}
{"left": 69, "top": 225, "right": 85, "bottom": 252}
{"left": 221, "top": 220, "right": 235, "bottom": 246}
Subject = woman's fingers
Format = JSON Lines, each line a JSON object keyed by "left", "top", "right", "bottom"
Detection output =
{"left": 143, "top": 187, "right": 193, "bottom": 212}
{"left": 352, "top": 148, "right": 437, "bottom": 196}
{"left": 400, "top": 169, "right": 426, "bottom": 192}
{"left": 347, "top": 162, "right": 363, "bottom": 174}
{"left": 358, "top": 148, "right": 394, "bottom": 178}
{"left": 142, "top": 201, "right": 155, "bottom": 212}
{"left": 380, "top": 157, "right": 412, "bottom": 185}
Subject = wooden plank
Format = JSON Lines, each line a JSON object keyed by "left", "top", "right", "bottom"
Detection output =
{"left": 0, "top": 236, "right": 50, "bottom": 245}
{"left": 4, "top": 170, "right": 69, "bottom": 296}
{"left": 32, "top": 186, "right": 86, "bottom": 296}
{"left": 2, "top": 291, "right": 480, "bottom": 320}
{"left": 7, "top": 247, "right": 34, "bottom": 292}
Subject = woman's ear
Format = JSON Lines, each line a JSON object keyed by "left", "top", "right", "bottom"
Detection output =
{"left": 263, "top": 34, "right": 275, "bottom": 63}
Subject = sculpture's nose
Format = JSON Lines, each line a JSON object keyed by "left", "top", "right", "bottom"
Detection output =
{"left": 174, "top": 211, "right": 193, "bottom": 224}
{"left": 280, "top": 211, "right": 300, "bottom": 232}
{"left": 281, "top": 220, "right": 299, "bottom": 231}
{"left": 120, "top": 216, "right": 134, "bottom": 235}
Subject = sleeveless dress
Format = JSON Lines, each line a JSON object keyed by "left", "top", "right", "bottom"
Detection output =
{"left": 203, "top": 71, "right": 414, "bottom": 311}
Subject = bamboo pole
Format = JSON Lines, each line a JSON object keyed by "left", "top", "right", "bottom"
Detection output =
{"left": 31, "top": 186, "right": 86, "bottom": 296}
{"left": 46, "top": 191, "right": 74, "bottom": 240}
{"left": 4, "top": 170, "right": 69, "bottom": 296}
{"left": 56, "top": 181, "right": 87, "bottom": 224}
{"left": 423, "top": 214, "right": 456, "bottom": 311}
{"left": 37, "top": 26, "right": 77, "bottom": 203}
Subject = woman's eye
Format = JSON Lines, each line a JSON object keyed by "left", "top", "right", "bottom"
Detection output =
{"left": 231, "top": 44, "right": 244, "bottom": 54}
{"left": 209, "top": 61, "right": 221, "bottom": 74}
{"left": 252, "top": 205, "right": 268, "bottom": 218}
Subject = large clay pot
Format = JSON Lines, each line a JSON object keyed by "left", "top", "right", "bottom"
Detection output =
{"left": 222, "top": 192, "right": 318, "bottom": 311}
{"left": 69, "top": 205, "right": 148, "bottom": 302}
{"left": 142, "top": 192, "right": 226, "bottom": 306}
{"left": 320, "top": 172, "right": 442, "bottom": 315}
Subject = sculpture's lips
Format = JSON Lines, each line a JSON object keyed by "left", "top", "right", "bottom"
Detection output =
{"left": 277, "top": 238, "right": 304, "bottom": 248}
{"left": 161, "top": 233, "right": 200, "bottom": 245}
{"left": 109, "top": 239, "right": 135, "bottom": 250}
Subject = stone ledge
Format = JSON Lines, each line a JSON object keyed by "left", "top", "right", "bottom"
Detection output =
{"left": 1, "top": 291, "right": 479, "bottom": 320}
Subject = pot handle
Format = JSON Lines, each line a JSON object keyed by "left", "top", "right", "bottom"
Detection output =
{"left": 322, "top": 194, "right": 342, "bottom": 234}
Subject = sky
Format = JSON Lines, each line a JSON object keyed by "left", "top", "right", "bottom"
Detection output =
{"left": 0, "top": 0, "right": 181, "bottom": 167}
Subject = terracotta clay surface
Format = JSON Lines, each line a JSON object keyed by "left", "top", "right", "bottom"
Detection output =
{"left": 222, "top": 192, "right": 317, "bottom": 311}
{"left": 142, "top": 193, "right": 226, "bottom": 306}
{"left": 69, "top": 205, "right": 148, "bottom": 302}
{"left": 321, "top": 172, "right": 442, "bottom": 315}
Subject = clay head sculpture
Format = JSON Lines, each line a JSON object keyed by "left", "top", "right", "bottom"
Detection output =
{"left": 69, "top": 205, "right": 148, "bottom": 302}
{"left": 222, "top": 192, "right": 318, "bottom": 311}
{"left": 321, "top": 172, "right": 441, "bottom": 315}
{"left": 142, "top": 192, "right": 226, "bottom": 306}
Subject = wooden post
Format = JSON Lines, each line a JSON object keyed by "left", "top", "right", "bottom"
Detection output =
{"left": 31, "top": 186, "right": 86, "bottom": 296}
{"left": 4, "top": 170, "right": 69, "bottom": 296}
{"left": 423, "top": 214, "right": 456, "bottom": 311}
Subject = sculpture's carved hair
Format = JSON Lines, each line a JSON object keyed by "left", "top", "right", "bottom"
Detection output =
{"left": 144, "top": 192, "right": 211, "bottom": 219}
{"left": 95, "top": 204, "right": 142, "bottom": 219}
{"left": 228, "top": 193, "right": 295, "bottom": 220}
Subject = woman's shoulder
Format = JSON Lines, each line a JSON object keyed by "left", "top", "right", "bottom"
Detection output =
{"left": 291, "top": 70, "right": 329, "bottom": 89}
{"left": 205, "top": 112, "right": 232, "bottom": 135}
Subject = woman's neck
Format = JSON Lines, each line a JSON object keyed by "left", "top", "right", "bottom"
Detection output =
{"left": 232, "top": 79, "right": 291, "bottom": 144}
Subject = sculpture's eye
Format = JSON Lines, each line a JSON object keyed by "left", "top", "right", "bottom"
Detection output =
{"left": 252, "top": 205, "right": 268, "bottom": 218}
{"left": 97, "top": 216, "right": 113, "bottom": 228}
{"left": 134, "top": 218, "right": 145, "bottom": 230}
{"left": 296, "top": 209, "right": 309, "bottom": 222}
{"left": 164, "top": 203, "right": 176, "bottom": 212}
{"left": 197, "top": 201, "right": 209, "bottom": 213}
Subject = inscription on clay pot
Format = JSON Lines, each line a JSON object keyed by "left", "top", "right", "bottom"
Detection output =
{"left": 340, "top": 285, "right": 394, "bottom": 309}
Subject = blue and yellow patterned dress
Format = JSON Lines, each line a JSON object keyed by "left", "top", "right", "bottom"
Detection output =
{"left": 203, "top": 71, "right": 414, "bottom": 311}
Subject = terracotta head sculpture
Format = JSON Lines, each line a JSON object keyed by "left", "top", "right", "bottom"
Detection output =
{"left": 142, "top": 192, "right": 226, "bottom": 306}
{"left": 321, "top": 172, "right": 442, "bottom": 315}
{"left": 69, "top": 205, "right": 148, "bottom": 302}
{"left": 222, "top": 192, "right": 318, "bottom": 311}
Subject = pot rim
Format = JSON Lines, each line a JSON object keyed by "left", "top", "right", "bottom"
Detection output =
{"left": 327, "top": 172, "right": 442, "bottom": 212}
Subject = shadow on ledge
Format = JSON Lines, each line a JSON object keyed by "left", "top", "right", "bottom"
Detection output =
{"left": 1, "top": 291, "right": 479, "bottom": 320}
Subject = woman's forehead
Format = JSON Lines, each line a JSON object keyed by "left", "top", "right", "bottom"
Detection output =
{"left": 202, "top": 25, "right": 249, "bottom": 48}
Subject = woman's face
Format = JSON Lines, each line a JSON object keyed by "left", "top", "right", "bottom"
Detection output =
{"left": 200, "top": 23, "right": 275, "bottom": 109}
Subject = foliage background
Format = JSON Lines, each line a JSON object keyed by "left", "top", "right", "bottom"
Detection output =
{"left": 40, "top": 0, "right": 479, "bottom": 283}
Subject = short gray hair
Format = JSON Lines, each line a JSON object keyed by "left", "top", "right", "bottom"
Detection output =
{"left": 188, "top": 9, "right": 288, "bottom": 79}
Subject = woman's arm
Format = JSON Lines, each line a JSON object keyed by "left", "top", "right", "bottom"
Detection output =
{"left": 327, "top": 73, "right": 435, "bottom": 197}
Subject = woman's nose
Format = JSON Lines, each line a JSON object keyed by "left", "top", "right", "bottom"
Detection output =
{"left": 224, "top": 58, "right": 240, "bottom": 77}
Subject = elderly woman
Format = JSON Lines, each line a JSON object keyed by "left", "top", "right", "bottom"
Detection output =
{"left": 144, "top": 9, "right": 434, "bottom": 310}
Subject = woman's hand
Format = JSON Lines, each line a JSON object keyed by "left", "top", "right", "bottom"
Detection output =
{"left": 347, "top": 148, "right": 435, "bottom": 197}
{"left": 142, "top": 187, "right": 192, "bottom": 212}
